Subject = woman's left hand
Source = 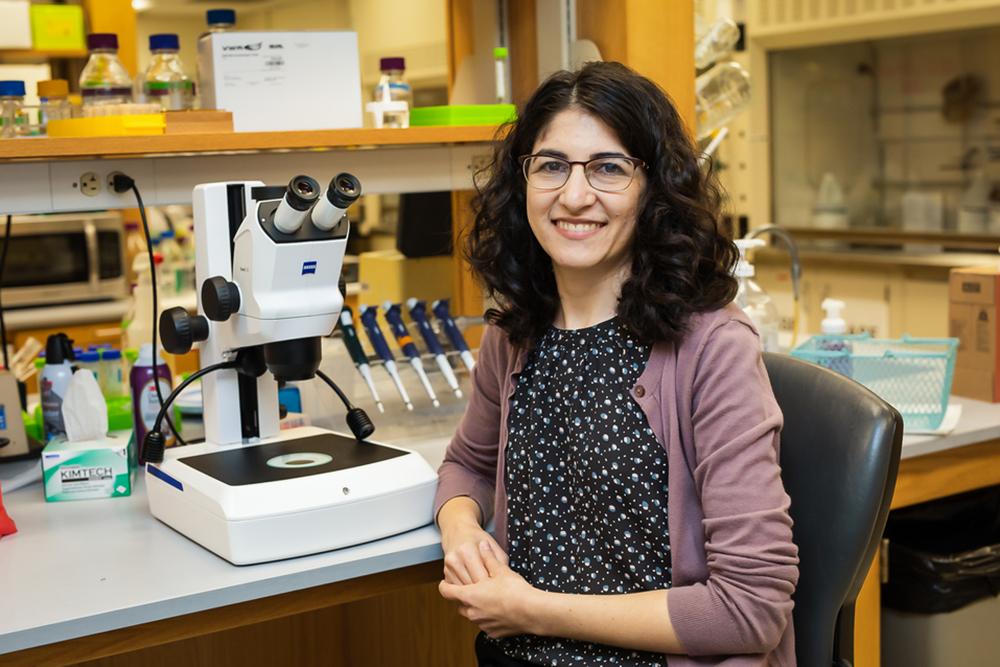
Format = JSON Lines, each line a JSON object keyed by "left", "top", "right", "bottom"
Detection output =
{"left": 438, "top": 541, "right": 542, "bottom": 638}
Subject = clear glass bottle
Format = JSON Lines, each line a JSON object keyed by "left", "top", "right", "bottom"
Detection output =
{"left": 205, "top": 8, "right": 236, "bottom": 34}
{"left": 36, "top": 79, "right": 73, "bottom": 134}
{"left": 80, "top": 33, "right": 133, "bottom": 109}
{"left": 372, "top": 57, "right": 412, "bottom": 128}
{"left": 694, "top": 61, "right": 751, "bottom": 140}
{"left": 733, "top": 239, "right": 780, "bottom": 352}
{"left": 139, "top": 34, "right": 194, "bottom": 111}
{"left": 694, "top": 17, "right": 742, "bottom": 69}
{"left": 0, "top": 80, "right": 28, "bottom": 138}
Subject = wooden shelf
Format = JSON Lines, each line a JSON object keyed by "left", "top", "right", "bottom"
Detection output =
{"left": 0, "top": 125, "right": 501, "bottom": 162}
{"left": 0, "top": 48, "right": 88, "bottom": 61}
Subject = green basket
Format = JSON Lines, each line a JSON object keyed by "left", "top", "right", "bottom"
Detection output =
{"left": 791, "top": 334, "right": 958, "bottom": 431}
{"left": 410, "top": 104, "right": 516, "bottom": 127}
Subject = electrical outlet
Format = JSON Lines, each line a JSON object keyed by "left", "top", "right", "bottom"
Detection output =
{"left": 51, "top": 160, "right": 156, "bottom": 211}
{"left": 78, "top": 172, "right": 100, "bottom": 196}
{"left": 107, "top": 171, "right": 126, "bottom": 192}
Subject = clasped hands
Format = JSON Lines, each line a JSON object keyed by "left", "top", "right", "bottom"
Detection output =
{"left": 438, "top": 529, "right": 541, "bottom": 638}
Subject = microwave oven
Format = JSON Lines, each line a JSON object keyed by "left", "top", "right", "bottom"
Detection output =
{"left": 0, "top": 212, "right": 128, "bottom": 307}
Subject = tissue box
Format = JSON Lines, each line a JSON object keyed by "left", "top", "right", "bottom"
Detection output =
{"left": 197, "top": 31, "right": 362, "bottom": 132}
{"left": 41, "top": 431, "right": 133, "bottom": 502}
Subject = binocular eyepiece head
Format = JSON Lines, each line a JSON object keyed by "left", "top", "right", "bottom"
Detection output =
{"left": 272, "top": 173, "right": 362, "bottom": 234}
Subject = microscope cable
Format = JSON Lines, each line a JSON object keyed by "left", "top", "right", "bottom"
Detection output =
{"left": 113, "top": 174, "right": 188, "bottom": 448}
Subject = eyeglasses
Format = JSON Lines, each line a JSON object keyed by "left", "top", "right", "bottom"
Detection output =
{"left": 520, "top": 154, "right": 646, "bottom": 192}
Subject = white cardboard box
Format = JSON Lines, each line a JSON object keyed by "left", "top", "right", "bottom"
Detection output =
{"left": 0, "top": 1, "right": 31, "bottom": 49}
{"left": 197, "top": 31, "right": 362, "bottom": 133}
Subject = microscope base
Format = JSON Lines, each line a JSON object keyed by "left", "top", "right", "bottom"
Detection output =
{"left": 145, "top": 426, "right": 438, "bottom": 565}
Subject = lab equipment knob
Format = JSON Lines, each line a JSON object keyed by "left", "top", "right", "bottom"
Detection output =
{"left": 159, "top": 307, "right": 209, "bottom": 354}
{"left": 202, "top": 276, "right": 241, "bottom": 322}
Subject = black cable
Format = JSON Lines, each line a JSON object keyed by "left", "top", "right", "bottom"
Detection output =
{"left": 316, "top": 369, "right": 353, "bottom": 408}
{"left": 0, "top": 214, "right": 10, "bottom": 371}
{"left": 115, "top": 174, "right": 187, "bottom": 447}
{"left": 316, "top": 369, "right": 375, "bottom": 440}
{"left": 143, "top": 359, "right": 238, "bottom": 464}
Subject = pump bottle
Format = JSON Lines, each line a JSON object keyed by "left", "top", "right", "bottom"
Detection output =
{"left": 733, "top": 239, "right": 780, "bottom": 352}
{"left": 819, "top": 298, "right": 852, "bottom": 376}
{"left": 40, "top": 334, "right": 75, "bottom": 440}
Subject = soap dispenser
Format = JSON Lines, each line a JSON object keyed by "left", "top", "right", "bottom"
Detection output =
{"left": 819, "top": 298, "right": 852, "bottom": 376}
{"left": 733, "top": 238, "right": 780, "bottom": 352}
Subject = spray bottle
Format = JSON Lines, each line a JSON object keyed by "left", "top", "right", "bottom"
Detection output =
{"left": 131, "top": 343, "right": 175, "bottom": 462}
{"left": 40, "top": 334, "right": 75, "bottom": 440}
{"left": 733, "top": 239, "right": 780, "bottom": 352}
{"left": 819, "top": 298, "right": 852, "bottom": 377}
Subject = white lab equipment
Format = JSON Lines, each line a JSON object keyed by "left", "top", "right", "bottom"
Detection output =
{"left": 145, "top": 174, "right": 437, "bottom": 565}
{"left": 733, "top": 238, "right": 780, "bottom": 352}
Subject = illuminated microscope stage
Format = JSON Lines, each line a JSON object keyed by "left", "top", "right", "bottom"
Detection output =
{"left": 145, "top": 426, "right": 438, "bottom": 565}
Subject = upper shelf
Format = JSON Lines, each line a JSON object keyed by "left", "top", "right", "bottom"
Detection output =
{"left": 0, "top": 126, "right": 502, "bottom": 162}
{"left": 0, "top": 48, "right": 88, "bottom": 62}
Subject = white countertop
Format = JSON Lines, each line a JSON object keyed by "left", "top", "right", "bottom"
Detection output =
{"left": 1, "top": 390, "right": 999, "bottom": 656}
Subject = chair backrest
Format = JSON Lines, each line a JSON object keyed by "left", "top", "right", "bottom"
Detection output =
{"left": 763, "top": 353, "right": 903, "bottom": 667}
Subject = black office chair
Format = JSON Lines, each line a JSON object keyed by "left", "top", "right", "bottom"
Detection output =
{"left": 763, "top": 353, "right": 903, "bottom": 667}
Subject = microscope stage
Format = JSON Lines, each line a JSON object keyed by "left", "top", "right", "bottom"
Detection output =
{"left": 145, "top": 426, "right": 438, "bottom": 564}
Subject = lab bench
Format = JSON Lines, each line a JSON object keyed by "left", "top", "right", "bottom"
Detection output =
{"left": 3, "top": 397, "right": 1000, "bottom": 666}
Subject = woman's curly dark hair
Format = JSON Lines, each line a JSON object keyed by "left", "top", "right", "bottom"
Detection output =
{"left": 466, "top": 61, "right": 738, "bottom": 347}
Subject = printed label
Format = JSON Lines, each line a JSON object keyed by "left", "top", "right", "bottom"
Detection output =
{"left": 0, "top": 405, "right": 6, "bottom": 430}
{"left": 41, "top": 377, "right": 66, "bottom": 439}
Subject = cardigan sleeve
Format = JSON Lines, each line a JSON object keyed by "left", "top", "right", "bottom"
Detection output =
{"left": 667, "top": 319, "right": 799, "bottom": 655}
{"left": 433, "top": 325, "right": 505, "bottom": 526}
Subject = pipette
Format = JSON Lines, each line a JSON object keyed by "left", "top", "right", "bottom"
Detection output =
{"left": 432, "top": 299, "right": 475, "bottom": 372}
{"left": 407, "top": 298, "right": 462, "bottom": 398}
{"left": 359, "top": 305, "right": 413, "bottom": 411}
{"left": 384, "top": 302, "right": 439, "bottom": 408}
{"left": 338, "top": 306, "right": 384, "bottom": 413}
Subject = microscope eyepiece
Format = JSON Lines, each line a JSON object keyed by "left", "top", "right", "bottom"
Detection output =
{"left": 312, "top": 172, "right": 362, "bottom": 231}
{"left": 274, "top": 174, "right": 321, "bottom": 233}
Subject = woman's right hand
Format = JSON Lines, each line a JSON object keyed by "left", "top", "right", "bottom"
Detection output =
{"left": 438, "top": 496, "right": 508, "bottom": 585}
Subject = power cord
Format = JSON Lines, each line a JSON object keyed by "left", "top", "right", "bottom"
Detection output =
{"left": 112, "top": 173, "right": 187, "bottom": 448}
{"left": 0, "top": 214, "right": 10, "bottom": 371}
{"left": 316, "top": 369, "right": 374, "bottom": 439}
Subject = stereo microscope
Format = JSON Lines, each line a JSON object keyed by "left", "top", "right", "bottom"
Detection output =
{"left": 144, "top": 174, "right": 438, "bottom": 564}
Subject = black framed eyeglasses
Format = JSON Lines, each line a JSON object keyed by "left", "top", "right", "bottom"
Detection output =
{"left": 520, "top": 154, "right": 646, "bottom": 192}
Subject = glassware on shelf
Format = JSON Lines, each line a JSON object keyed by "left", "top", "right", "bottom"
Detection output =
{"left": 138, "top": 34, "right": 195, "bottom": 111}
{"left": 80, "top": 33, "right": 133, "bottom": 110}
{"left": 0, "top": 80, "right": 29, "bottom": 138}
{"left": 694, "top": 61, "right": 750, "bottom": 140}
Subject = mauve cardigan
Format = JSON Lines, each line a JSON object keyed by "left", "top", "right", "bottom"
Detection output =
{"left": 434, "top": 303, "right": 799, "bottom": 665}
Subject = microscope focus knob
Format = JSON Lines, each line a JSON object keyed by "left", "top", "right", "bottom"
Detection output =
{"left": 159, "top": 307, "right": 209, "bottom": 354}
{"left": 202, "top": 276, "right": 241, "bottom": 322}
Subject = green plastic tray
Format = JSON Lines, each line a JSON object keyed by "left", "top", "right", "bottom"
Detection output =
{"left": 410, "top": 104, "right": 517, "bottom": 127}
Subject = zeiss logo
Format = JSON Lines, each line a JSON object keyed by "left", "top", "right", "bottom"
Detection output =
{"left": 301, "top": 261, "right": 317, "bottom": 276}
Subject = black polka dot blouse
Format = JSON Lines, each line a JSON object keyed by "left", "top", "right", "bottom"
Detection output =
{"left": 489, "top": 317, "right": 672, "bottom": 667}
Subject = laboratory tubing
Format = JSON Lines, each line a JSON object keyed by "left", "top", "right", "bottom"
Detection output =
{"left": 494, "top": 47, "right": 509, "bottom": 104}
{"left": 40, "top": 334, "right": 75, "bottom": 440}
{"left": 432, "top": 299, "right": 475, "bottom": 372}
{"left": 140, "top": 34, "right": 195, "bottom": 111}
{"left": 80, "top": 33, "right": 133, "bottom": 108}
{"left": 36, "top": 80, "right": 73, "bottom": 134}
{"left": 407, "top": 298, "right": 462, "bottom": 398}
{"left": 131, "top": 343, "right": 175, "bottom": 459}
{"left": 339, "top": 307, "right": 384, "bottom": 413}
{"left": 359, "top": 305, "right": 413, "bottom": 410}
{"left": 384, "top": 302, "right": 439, "bottom": 407}
{"left": 0, "top": 80, "right": 28, "bottom": 138}
{"left": 372, "top": 57, "right": 412, "bottom": 128}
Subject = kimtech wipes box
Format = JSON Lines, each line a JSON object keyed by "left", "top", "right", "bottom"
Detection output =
{"left": 198, "top": 31, "right": 362, "bottom": 132}
{"left": 949, "top": 265, "right": 1000, "bottom": 402}
{"left": 42, "top": 432, "right": 133, "bottom": 502}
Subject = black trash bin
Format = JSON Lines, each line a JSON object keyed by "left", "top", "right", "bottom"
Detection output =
{"left": 883, "top": 485, "right": 1000, "bottom": 614}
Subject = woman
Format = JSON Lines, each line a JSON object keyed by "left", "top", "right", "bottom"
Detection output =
{"left": 435, "top": 61, "right": 798, "bottom": 666}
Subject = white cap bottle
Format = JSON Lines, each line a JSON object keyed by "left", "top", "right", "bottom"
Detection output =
{"left": 820, "top": 298, "right": 847, "bottom": 334}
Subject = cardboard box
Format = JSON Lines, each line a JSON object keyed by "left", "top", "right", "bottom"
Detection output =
{"left": 41, "top": 432, "right": 133, "bottom": 502}
{"left": 0, "top": 1, "right": 30, "bottom": 49}
{"left": 197, "top": 31, "right": 362, "bottom": 132}
{"left": 359, "top": 249, "right": 454, "bottom": 307}
{"left": 949, "top": 265, "right": 1000, "bottom": 401}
